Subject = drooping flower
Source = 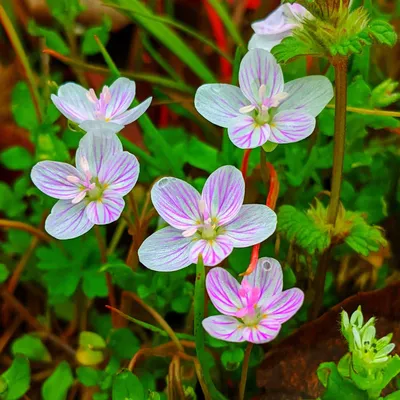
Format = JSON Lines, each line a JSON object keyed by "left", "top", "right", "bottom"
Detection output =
{"left": 138, "top": 166, "right": 276, "bottom": 271}
{"left": 51, "top": 77, "right": 152, "bottom": 135}
{"left": 195, "top": 48, "right": 333, "bottom": 149}
{"left": 249, "top": 3, "right": 312, "bottom": 52}
{"left": 31, "top": 133, "right": 139, "bottom": 239}
{"left": 202, "top": 257, "right": 304, "bottom": 343}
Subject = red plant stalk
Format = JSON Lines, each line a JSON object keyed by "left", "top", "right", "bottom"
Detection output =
{"left": 240, "top": 149, "right": 252, "bottom": 179}
{"left": 241, "top": 161, "right": 280, "bottom": 276}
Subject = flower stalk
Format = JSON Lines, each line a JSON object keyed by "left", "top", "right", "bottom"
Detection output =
{"left": 239, "top": 342, "right": 253, "bottom": 400}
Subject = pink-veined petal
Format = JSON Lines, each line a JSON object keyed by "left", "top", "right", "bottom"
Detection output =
{"left": 239, "top": 49, "right": 284, "bottom": 104}
{"left": 224, "top": 204, "right": 277, "bottom": 247}
{"left": 269, "top": 110, "right": 315, "bottom": 144}
{"left": 105, "top": 77, "right": 136, "bottom": 119}
{"left": 194, "top": 84, "right": 248, "bottom": 127}
{"left": 201, "top": 166, "right": 244, "bottom": 225}
{"left": 85, "top": 193, "right": 125, "bottom": 225}
{"left": 202, "top": 316, "right": 245, "bottom": 343}
{"left": 243, "top": 257, "right": 283, "bottom": 304}
{"left": 138, "top": 226, "right": 192, "bottom": 272}
{"left": 98, "top": 151, "right": 139, "bottom": 196}
{"left": 228, "top": 115, "right": 271, "bottom": 149}
{"left": 45, "top": 200, "right": 94, "bottom": 240}
{"left": 248, "top": 33, "right": 287, "bottom": 52}
{"left": 242, "top": 318, "right": 281, "bottom": 344}
{"left": 189, "top": 235, "right": 234, "bottom": 267}
{"left": 280, "top": 76, "right": 334, "bottom": 117}
{"left": 251, "top": 4, "right": 297, "bottom": 35}
{"left": 151, "top": 177, "right": 201, "bottom": 230}
{"left": 79, "top": 120, "right": 124, "bottom": 135}
{"left": 206, "top": 268, "right": 243, "bottom": 316}
{"left": 51, "top": 82, "right": 95, "bottom": 123}
{"left": 31, "top": 161, "right": 83, "bottom": 200}
{"left": 75, "top": 132, "right": 123, "bottom": 177}
{"left": 111, "top": 97, "right": 152, "bottom": 125}
{"left": 261, "top": 288, "right": 304, "bottom": 323}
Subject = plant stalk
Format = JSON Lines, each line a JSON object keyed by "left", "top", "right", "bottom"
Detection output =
{"left": 239, "top": 342, "right": 253, "bottom": 400}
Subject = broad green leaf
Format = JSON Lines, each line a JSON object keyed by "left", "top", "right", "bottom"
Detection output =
{"left": 11, "top": 335, "right": 51, "bottom": 362}
{"left": 185, "top": 137, "right": 219, "bottom": 173}
{"left": 109, "top": 0, "right": 216, "bottom": 83}
{"left": 221, "top": 348, "right": 244, "bottom": 371}
{"left": 45, "top": 0, "right": 84, "bottom": 27}
{"left": 11, "top": 81, "right": 39, "bottom": 130}
{"left": 112, "top": 370, "right": 145, "bottom": 400}
{"left": 0, "top": 147, "right": 33, "bottom": 171}
{"left": 100, "top": 262, "right": 137, "bottom": 290}
{"left": 368, "top": 20, "right": 397, "bottom": 47}
{"left": 108, "top": 328, "right": 140, "bottom": 360}
{"left": 379, "top": 355, "right": 400, "bottom": 391}
{"left": 82, "top": 17, "right": 112, "bottom": 55}
{"left": 1, "top": 355, "right": 30, "bottom": 400}
{"left": 42, "top": 361, "right": 73, "bottom": 400}
{"left": 0, "top": 264, "right": 9, "bottom": 283}
{"left": 28, "top": 20, "right": 69, "bottom": 55}
{"left": 76, "top": 332, "right": 106, "bottom": 366}
{"left": 76, "top": 366, "right": 101, "bottom": 387}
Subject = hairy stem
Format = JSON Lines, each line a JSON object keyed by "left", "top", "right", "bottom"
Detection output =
{"left": 239, "top": 342, "right": 253, "bottom": 400}
{"left": 194, "top": 255, "right": 226, "bottom": 400}
{"left": 327, "top": 57, "right": 348, "bottom": 225}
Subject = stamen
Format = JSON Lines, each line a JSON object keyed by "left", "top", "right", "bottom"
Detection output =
{"left": 66, "top": 175, "right": 81, "bottom": 184}
{"left": 79, "top": 156, "right": 91, "bottom": 179}
{"left": 182, "top": 227, "right": 198, "bottom": 238}
{"left": 72, "top": 190, "right": 87, "bottom": 204}
{"left": 239, "top": 104, "right": 256, "bottom": 114}
{"left": 198, "top": 199, "right": 210, "bottom": 221}
{"left": 86, "top": 88, "right": 98, "bottom": 103}
{"left": 102, "top": 86, "right": 111, "bottom": 104}
{"left": 259, "top": 84, "right": 267, "bottom": 101}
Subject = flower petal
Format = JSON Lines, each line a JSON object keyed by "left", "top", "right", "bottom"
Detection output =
{"left": 189, "top": 235, "right": 234, "bottom": 267}
{"left": 105, "top": 77, "right": 136, "bottom": 119}
{"left": 242, "top": 319, "right": 281, "bottom": 344}
{"left": 86, "top": 193, "right": 125, "bottom": 225}
{"left": 269, "top": 110, "right": 315, "bottom": 144}
{"left": 194, "top": 84, "right": 248, "bottom": 128}
{"left": 138, "top": 226, "right": 192, "bottom": 272}
{"left": 206, "top": 268, "right": 243, "bottom": 316}
{"left": 243, "top": 257, "right": 283, "bottom": 303}
{"left": 202, "top": 316, "right": 245, "bottom": 343}
{"left": 248, "top": 33, "right": 286, "bottom": 52}
{"left": 98, "top": 151, "right": 139, "bottom": 196}
{"left": 31, "top": 161, "right": 83, "bottom": 199}
{"left": 201, "top": 166, "right": 244, "bottom": 225}
{"left": 251, "top": 4, "right": 298, "bottom": 35}
{"left": 280, "top": 76, "right": 334, "bottom": 117}
{"left": 45, "top": 200, "right": 94, "bottom": 240}
{"left": 261, "top": 288, "right": 304, "bottom": 323}
{"left": 79, "top": 120, "right": 124, "bottom": 135}
{"left": 76, "top": 132, "right": 123, "bottom": 177}
{"left": 239, "top": 49, "right": 284, "bottom": 104}
{"left": 228, "top": 115, "right": 271, "bottom": 149}
{"left": 224, "top": 204, "right": 277, "bottom": 247}
{"left": 151, "top": 177, "right": 201, "bottom": 230}
{"left": 111, "top": 97, "right": 152, "bottom": 125}
{"left": 51, "top": 83, "right": 95, "bottom": 123}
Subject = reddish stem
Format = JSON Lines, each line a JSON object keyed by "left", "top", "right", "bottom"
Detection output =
{"left": 240, "top": 149, "right": 252, "bottom": 179}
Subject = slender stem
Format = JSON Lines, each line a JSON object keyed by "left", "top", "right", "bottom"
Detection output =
{"left": 0, "top": 220, "right": 52, "bottom": 243}
{"left": 327, "top": 57, "right": 348, "bottom": 225}
{"left": 123, "top": 291, "right": 184, "bottom": 352}
{"left": 107, "top": 219, "right": 127, "bottom": 256}
{"left": 194, "top": 256, "right": 226, "bottom": 400}
{"left": 94, "top": 35, "right": 120, "bottom": 77}
{"left": 0, "top": 5, "right": 43, "bottom": 121}
{"left": 240, "top": 149, "right": 252, "bottom": 179}
{"left": 239, "top": 342, "right": 253, "bottom": 400}
{"left": 326, "top": 104, "right": 400, "bottom": 118}
{"left": 65, "top": 28, "right": 87, "bottom": 86}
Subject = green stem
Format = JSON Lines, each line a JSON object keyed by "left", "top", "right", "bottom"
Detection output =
{"left": 239, "top": 342, "right": 253, "bottom": 400}
{"left": 94, "top": 35, "right": 120, "bottom": 77}
{"left": 107, "top": 219, "right": 127, "bottom": 256}
{"left": 194, "top": 256, "right": 227, "bottom": 400}
{"left": 327, "top": 57, "right": 348, "bottom": 225}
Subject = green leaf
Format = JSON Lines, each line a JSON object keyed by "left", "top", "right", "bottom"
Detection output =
{"left": 221, "top": 348, "right": 244, "bottom": 371}
{"left": 1, "top": 355, "right": 30, "bottom": 400}
{"left": 0, "top": 264, "right": 9, "bottom": 283}
{"left": 11, "top": 335, "right": 51, "bottom": 362}
{"left": 110, "top": 0, "right": 216, "bottom": 82}
{"left": 171, "top": 295, "right": 192, "bottom": 313}
{"left": 76, "top": 366, "right": 101, "bottom": 387}
{"left": 379, "top": 355, "right": 400, "bottom": 391}
{"left": 112, "top": 370, "right": 145, "bottom": 400}
{"left": 82, "top": 265, "right": 108, "bottom": 299}
{"left": 82, "top": 17, "right": 112, "bottom": 55}
{"left": 272, "top": 35, "right": 320, "bottom": 64}
{"left": 76, "top": 332, "right": 106, "bottom": 366}
{"left": 27, "top": 20, "right": 69, "bottom": 55}
{"left": 283, "top": 266, "right": 297, "bottom": 289}
{"left": 37, "top": 130, "right": 70, "bottom": 162}
{"left": 100, "top": 262, "right": 137, "bottom": 290}
{"left": 45, "top": 0, "right": 84, "bottom": 27}
{"left": 11, "top": 81, "right": 39, "bottom": 130}
{"left": 42, "top": 361, "right": 73, "bottom": 400}
{"left": 108, "top": 328, "right": 140, "bottom": 360}
{"left": 368, "top": 20, "right": 397, "bottom": 47}
{"left": 185, "top": 138, "right": 219, "bottom": 173}
{"left": 0, "top": 147, "right": 33, "bottom": 171}
{"left": 383, "top": 391, "right": 400, "bottom": 400}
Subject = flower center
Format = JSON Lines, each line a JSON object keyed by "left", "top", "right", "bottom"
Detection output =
{"left": 239, "top": 85, "right": 289, "bottom": 126}
{"left": 181, "top": 200, "right": 219, "bottom": 240}
{"left": 235, "top": 281, "right": 265, "bottom": 326}
{"left": 86, "top": 86, "right": 112, "bottom": 121}
{"left": 66, "top": 156, "right": 105, "bottom": 204}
